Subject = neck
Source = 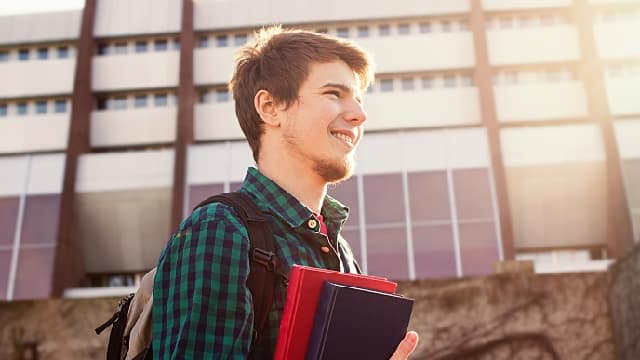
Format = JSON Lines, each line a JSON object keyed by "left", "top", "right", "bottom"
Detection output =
{"left": 257, "top": 156, "right": 327, "bottom": 214}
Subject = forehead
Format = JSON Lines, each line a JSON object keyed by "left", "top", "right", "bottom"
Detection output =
{"left": 303, "top": 60, "right": 361, "bottom": 91}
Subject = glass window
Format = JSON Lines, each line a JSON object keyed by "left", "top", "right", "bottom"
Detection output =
{"left": 401, "top": 77, "right": 415, "bottom": 91}
{"left": 366, "top": 84, "right": 374, "bottom": 94}
{"left": 17, "top": 102, "right": 28, "bottom": 115}
{"left": 198, "top": 36, "right": 209, "bottom": 48}
{"left": 336, "top": 27, "right": 350, "bottom": 38}
{"left": 135, "top": 41, "right": 148, "bottom": 53}
{"left": 316, "top": 28, "right": 328, "bottom": 34}
{"left": 380, "top": 79, "right": 394, "bottom": 92}
{"left": 546, "top": 70, "right": 571, "bottom": 82}
{"left": 54, "top": 100, "right": 67, "bottom": 113}
{"left": 13, "top": 247, "right": 55, "bottom": 300}
{"left": 443, "top": 75, "right": 457, "bottom": 87}
{"left": 397, "top": 23, "right": 410, "bottom": 35}
{"left": 500, "top": 17, "right": 514, "bottom": 29}
{"left": 458, "top": 20, "right": 469, "bottom": 31}
{"left": 96, "top": 98, "right": 108, "bottom": 110}
{"left": 154, "top": 93, "right": 168, "bottom": 107}
{"left": 111, "top": 97, "right": 127, "bottom": 110}
{"left": 154, "top": 39, "right": 168, "bottom": 52}
{"left": 504, "top": 72, "right": 519, "bottom": 85}
{"left": 461, "top": 74, "right": 474, "bottom": 87}
{"left": 18, "top": 48, "right": 29, "bottom": 61}
{"left": 0, "top": 50, "right": 8, "bottom": 62}
{"left": 215, "top": 89, "right": 230, "bottom": 103}
{"left": 441, "top": 21, "right": 452, "bottom": 33}
{"left": 234, "top": 34, "right": 248, "bottom": 46}
{"left": 57, "top": 46, "right": 69, "bottom": 59}
{"left": 97, "top": 43, "right": 110, "bottom": 55}
{"left": 421, "top": 76, "right": 434, "bottom": 89}
{"left": 37, "top": 47, "right": 48, "bottom": 59}
{"left": 379, "top": 24, "right": 391, "bottom": 36}
{"left": 173, "top": 38, "right": 180, "bottom": 50}
{"left": 540, "top": 14, "right": 555, "bottom": 26}
{"left": 199, "top": 90, "right": 211, "bottom": 103}
{"left": 357, "top": 26, "right": 370, "bottom": 38}
{"left": 419, "top": 22, "right": 432, "bottom": 33}
{"left": 0, "top": 103, "right": 7, "bottom": 116}
{"left": 114, "top": 42, "right": 128, "bottom": 54}
{"left": 216, "top": 35, "right": 228, "bottom": 47}
{"left": 134, "top": 95, "right": 148, "bottom": 108}
{"left": 35, "top": 101, "right": 47, "bottom": 114}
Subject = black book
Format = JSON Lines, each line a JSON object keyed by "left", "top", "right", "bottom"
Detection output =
{"left": 305, "top": 281, "right": 414, "bottom": 360}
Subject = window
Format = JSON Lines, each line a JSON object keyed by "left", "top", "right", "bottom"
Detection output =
{"left": 421, "top": 76, "right": 434, "bottom": 89}
{"left": 316, "top": 28, "right": 328, "bottom": 34}
{"left": 443, "top": 75, "right": 457, "bottom": 87}
{"left": 500, "top": 17, "right": 514, "bottom": 29}
{"left": 54, "top": 100, "right": 67, "bottom": 113}
{"left": 0, "top": 51, "right": 8, "bottom": 62}
{"left": 35, "top": 101, "right": 47, "bottom": 114}
{"left": 17, "top": 102, "right": 28, "bottom": 115}
{"left": 198, "top": 36, "right": 209, "bottom": 48}
{"left": 540, "top": 15, "right": 555, "bottom": 26}
{"left": 111, "top": 97, "right": 127, "bottom": 110}
{"left": 154, "top": 39, "right": 168, "bottom": 52}
{"left": 216, "top": 35, "right": 228, "bottom": 47}
{"left": 546, "top": 70, "right": 571, "bottom": 82}
{"left": 135, "top": 41, "right": 148, "bottom": 53}
{"left": 398, "top": 23, "right": 410, "bottom": 35}
{"left": 380, "top": 79, "right": 394, "bottom": 92}
{"left": 401, "top": 77, "right": 415, "bottom": 91}
{"left": 114, "top": 42, "right": 128, "bottom": 54}
{"left": 517, "top": 16, "right": 536, "bottom": 28}
{"left": 37, "top": 48, "right": 49, "bottom": 60}
{"left": 0, "top": 104, "right": 7, "bottom": 116}
{"left": 458, "top": 20, "right": 469, "bottom": 31}
{"left": 461, "top": 74, "right": 474, "bottom": 87}
{"left": 57, "top": 46, "right": 69, "bottom": 59}
{"left": 134, "top": 95, "right": 148, "bottom": 108}
{"left": 441, "top": 21, "right": 452, "bottom": 33}
{"left": 379, "top": 24, "right": 391, "bottom": 36}
{"left": 419, "top": 22, "right": 432, "bottom": 33}
{"left": 97, "top": 43, "right": 110, "bottom": 55}
{"left": 18, "top": 49, "right": 29, "bottom": 61}
{"left": 336, "top": 27, "right": 350, "bottom": 38}
{"left": 96, "top": 98, "right": 108, "bottom": 110}
{"left": 234, "top": 34, "right": 248, "bottom": 46}
{"left": 173, "top": 38, "right": 180, "bottom": 50}
{"left": 199, "top": 90, "right": 211, "bottom": 103}
{"left": 215, "top": 89, "right": 230, "bottom": 102}
{"left": 504, "top": 72, "right": 518, "bottom": 85}
{"left": 357, "top": 26, "right": 370, "bottom": 38}
{"left": 154, "top": 93, "right": 168, "bottom": 107}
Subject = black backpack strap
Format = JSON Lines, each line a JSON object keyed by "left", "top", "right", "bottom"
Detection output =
{"left": 95, "top": 293, "right": 135, "bottom": 360}
{"left": 195, "top": 192, "right": 280, "bottom": 352}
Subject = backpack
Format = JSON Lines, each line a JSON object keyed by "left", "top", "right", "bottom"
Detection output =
{"left": 95, "top": 192, "right": 283, "bottom": 360}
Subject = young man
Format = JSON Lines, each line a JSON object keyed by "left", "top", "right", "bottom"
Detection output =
{"left": 152, "top": 26, "right": 418, "bottom": 359}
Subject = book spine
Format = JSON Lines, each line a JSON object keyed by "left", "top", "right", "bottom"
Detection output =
{"left": 305, "top": 284, "right": 339, "bottom": 360}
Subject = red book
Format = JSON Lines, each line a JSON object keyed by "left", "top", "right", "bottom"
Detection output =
{"left": 274, "top": 265, "right": 397, "bottom": 360}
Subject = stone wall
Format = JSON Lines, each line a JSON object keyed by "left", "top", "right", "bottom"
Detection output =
{"left": 0, "top": 272, "right": 615, "bottom": 359}
{"left": 609, "top": 244, "right": 640, "bottom": 360}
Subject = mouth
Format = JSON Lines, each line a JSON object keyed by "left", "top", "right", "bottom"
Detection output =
{"left": 330, "top": 130, "right": 357, "bottom": 148}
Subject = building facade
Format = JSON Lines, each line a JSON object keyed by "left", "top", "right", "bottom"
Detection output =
{"left": 0, "top": 0, "right": 639, "bottom": 300}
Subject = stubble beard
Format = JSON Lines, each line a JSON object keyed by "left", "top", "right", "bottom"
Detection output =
{"left": 313, "top": 154, "right": 355, "bottom": 184}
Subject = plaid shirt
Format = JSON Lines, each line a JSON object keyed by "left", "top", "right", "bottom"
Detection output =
{"left": 152, "top": 167, "right": 360, "bottom": 359}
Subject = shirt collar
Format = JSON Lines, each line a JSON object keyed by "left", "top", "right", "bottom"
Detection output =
{"left": 240, "top": 167, "right": 349, "bottom": 229}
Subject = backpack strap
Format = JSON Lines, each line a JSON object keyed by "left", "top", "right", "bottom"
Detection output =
{"left": 195, "top": 192, "right": 281, "bottom": 352}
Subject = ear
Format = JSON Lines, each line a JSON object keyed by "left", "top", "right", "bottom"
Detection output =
{"left": 254, "top": 89, "right": 280, "bottom": 128}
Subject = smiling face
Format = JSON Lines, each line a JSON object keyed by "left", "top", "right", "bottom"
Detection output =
{"left": 278, "top": 60, "right": 367, "bottom": 183}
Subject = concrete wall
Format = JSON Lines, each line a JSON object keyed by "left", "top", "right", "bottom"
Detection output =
{"left": 0, "top": 271, "right": 615, "bottom": 359}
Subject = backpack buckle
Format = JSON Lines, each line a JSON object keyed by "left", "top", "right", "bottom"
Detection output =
{"left": 252, "top": 248, "right": 277, "bottom": 272}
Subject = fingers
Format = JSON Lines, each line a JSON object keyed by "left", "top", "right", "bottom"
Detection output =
{"left": 389, "top": 331, "right": 419, "bottom": 360}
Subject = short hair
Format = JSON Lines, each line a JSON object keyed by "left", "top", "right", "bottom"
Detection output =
{"left": 229, "top": 26, "right": 375, "bottom": 161}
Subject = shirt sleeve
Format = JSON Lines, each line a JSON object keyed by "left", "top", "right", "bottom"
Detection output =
{"left": 152, "top": 203, "right": 254, "bottom": 359}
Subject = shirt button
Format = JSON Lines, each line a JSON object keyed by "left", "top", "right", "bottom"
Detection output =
{"left": 307, "top": 219, "right": 317, "bottom": 229}
{"left": 320, "top": 246, "right": 330, "bottom": 254}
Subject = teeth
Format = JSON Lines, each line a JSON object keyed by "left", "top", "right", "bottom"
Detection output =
{"left": 332, "top": 133, "right": 353, "bottom": 145}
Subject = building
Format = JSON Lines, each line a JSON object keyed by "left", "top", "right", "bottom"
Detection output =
{"left": 0, "top": 0, "right": 639, "bottom": 300}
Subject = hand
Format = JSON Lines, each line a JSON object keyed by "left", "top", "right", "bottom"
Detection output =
{"left": 389, "top": 331, "right": 419, "bottom": 360}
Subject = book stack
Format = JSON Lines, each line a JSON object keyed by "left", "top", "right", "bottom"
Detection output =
{"left": 274, "top": 265, "right": 414, "bottom": 360}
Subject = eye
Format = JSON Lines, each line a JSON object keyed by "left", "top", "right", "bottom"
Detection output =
{"left": 324, "top": 90, "right": 340, "bottom": 98}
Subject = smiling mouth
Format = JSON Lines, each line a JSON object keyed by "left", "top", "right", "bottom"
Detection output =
{"left": 331, "top": 132, "right": 355, "bottom": 147}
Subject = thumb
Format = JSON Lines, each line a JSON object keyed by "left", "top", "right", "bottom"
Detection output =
{"left": 390, "top": 331, "right": 419, "bottom": 360}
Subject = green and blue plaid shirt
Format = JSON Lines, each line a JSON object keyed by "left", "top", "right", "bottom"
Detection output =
{"left": 152, "top": 167, "right": 360, "bottom": 359}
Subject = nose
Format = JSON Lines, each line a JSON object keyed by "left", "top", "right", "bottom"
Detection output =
{"left": 344, "top": 98, "right": 367, "bottom": 125}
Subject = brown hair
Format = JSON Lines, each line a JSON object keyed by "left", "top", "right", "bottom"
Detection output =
{"left": 229, "top": 26, "right": 374, "bottom": 161}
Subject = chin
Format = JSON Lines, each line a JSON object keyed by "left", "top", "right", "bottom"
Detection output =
{"left": 314, "top": 157, "right": 355, "bottom": 184}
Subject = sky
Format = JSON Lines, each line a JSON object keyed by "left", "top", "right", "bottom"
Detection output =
{"left": 0, "top": 0, "right": 84, "bottom": 16}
